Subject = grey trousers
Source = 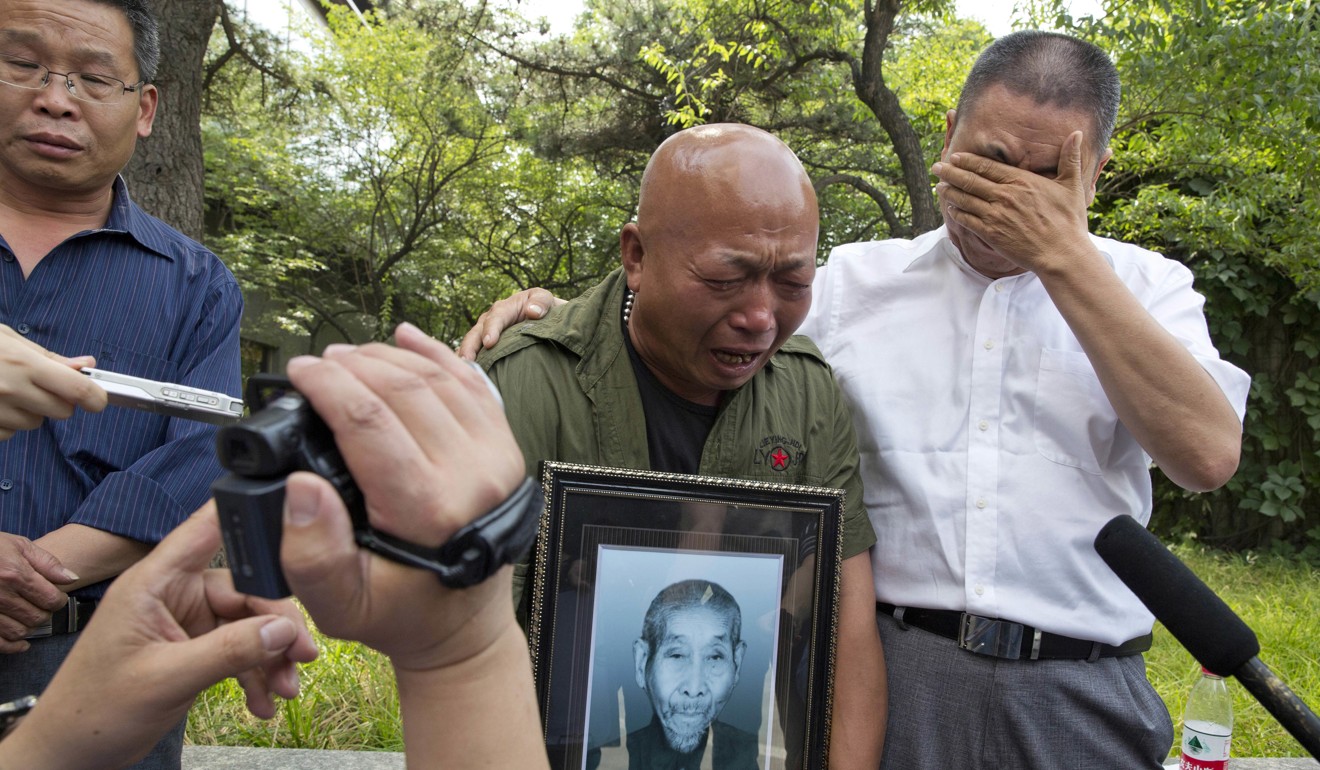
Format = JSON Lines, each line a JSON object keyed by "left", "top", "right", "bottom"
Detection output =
{"left": 876, "top": 610, "right": 1174, "bottom": 769}
{"left": 0, "top": 632, "right": 187, "bottom": 770}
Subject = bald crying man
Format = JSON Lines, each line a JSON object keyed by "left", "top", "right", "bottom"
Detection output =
{"left": 477, "top": 124, "right": 887, "bottom": 768}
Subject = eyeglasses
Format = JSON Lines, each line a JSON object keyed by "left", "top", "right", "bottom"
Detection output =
{"left": 0, "top": 54, "right": 144, "bottom": 105}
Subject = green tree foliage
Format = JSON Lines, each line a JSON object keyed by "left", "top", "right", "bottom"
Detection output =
{"left": 202, "top": 9, "right": 329, "bottom": 346}
{"left": 1062, "top": 0, "right": 1320, "bottom": 554}
{"left": 492, "top": 0, "right": 982, "bottom": 254}
{"left": 204, "top": 2, "right": 629, "bottom": 345}
{"left": 205, "top": 3, "right": 508, "bottom": 343}
{"left": 505, "top": 0, "right": 1319, "bottom": 552}
{"left": 195, "top": 0, "right": 1317, "bottom": 552}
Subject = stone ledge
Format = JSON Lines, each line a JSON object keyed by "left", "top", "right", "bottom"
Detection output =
{"left": 183, "top": 747, "right": 1316, "bottom": 768}
{"left": 184, "top": 747, "right": 403, "bottom": 769}
{"left": 1161, "top": 760, "right": 1318, "bottom": 769}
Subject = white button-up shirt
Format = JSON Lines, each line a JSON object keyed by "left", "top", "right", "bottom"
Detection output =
{"left": 800, "top": 226, "right": 1250, "bottom": 643}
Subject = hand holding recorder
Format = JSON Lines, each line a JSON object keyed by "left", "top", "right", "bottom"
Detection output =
{"left": 0, "top": 322, "right": 245, "bottom": 438}
{"left": 0, "top": 325, "right": 106, "bottom": 440}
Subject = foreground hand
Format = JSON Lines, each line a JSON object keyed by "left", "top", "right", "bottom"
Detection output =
{"left": 457, "top": 288, "right": 562, "bottom": 360}
{"left": 932, "top": 130, "right": 1095, "bottom": 274}
{"left": 283, "top": 322, "right": 526, "bottom": 670}
{"left": 282, "top": 323, "right": 547, "bottom": 768}
{"left": 0, "top": 534, "right": 77, "bottom": 653}
{"left": 0, "top": 325, "right": 106, "bottom": 439}
{"left": 2, "top": 506, "right": 317, "bottom": 770}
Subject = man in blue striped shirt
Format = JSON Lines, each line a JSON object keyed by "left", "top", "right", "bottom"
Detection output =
{"left": 0, "top": 1, "right": 242, "bottom": 767}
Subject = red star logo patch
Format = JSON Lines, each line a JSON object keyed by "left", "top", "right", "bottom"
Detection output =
{"left": 769, "top": 447, "right": 790, "bottom": 471}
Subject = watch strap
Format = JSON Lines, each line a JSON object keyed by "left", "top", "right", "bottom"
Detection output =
{"left": 354, "top": 476, "right": 542, "bottom": 588}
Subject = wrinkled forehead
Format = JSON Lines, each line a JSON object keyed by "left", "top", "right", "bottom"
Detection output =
{"left": 0, "top": 1, "right": 136, "bottom": 73}
{"left": 956, "top": 84, "right": 1102, "bottom": 163}
{"left": 656, "top": 603, "right": 738, "bottom": 641}
{"left": 951, "top": 92, "right": 1100, "bottom": 174}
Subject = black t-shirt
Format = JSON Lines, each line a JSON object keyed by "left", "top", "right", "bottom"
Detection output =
{"left": 622, "top": 316, "right": 718, "bottom": 474}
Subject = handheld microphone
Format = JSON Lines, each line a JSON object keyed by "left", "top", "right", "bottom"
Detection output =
{"left": 1094, "top": 515, "right": 1320, "bottom": 760}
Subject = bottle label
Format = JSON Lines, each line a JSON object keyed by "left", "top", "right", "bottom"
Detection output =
{"left": 1180, "top": 721, "right": 1231, "bottom": 769}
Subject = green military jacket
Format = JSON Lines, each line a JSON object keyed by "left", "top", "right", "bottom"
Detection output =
{"left": 478, "top": 269, "right": 876, "bottom": 609}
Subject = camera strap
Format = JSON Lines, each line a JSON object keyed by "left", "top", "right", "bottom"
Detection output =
{"left": 353, "top": 476, "right": 542, "bottom": 589}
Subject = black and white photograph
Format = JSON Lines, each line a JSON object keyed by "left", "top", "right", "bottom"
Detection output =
{"left": 581, "top": 547, "right": 782, "bottom": 769}
{"left": 529, "top": 463, "right": 845, "bottom": 770}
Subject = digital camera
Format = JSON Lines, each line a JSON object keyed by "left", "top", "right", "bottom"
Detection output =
{"left": 212, "top": 375, "right": 365, "bottom": 598}
{"left": 213, "top": 367, "right": 536, "bottom": 599}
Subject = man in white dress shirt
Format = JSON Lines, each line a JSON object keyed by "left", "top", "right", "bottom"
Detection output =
{"left": 799, "top": 30, "right": 1249, "bottom": 768}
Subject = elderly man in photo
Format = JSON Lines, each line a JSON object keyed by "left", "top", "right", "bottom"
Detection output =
{"left": 475, "top": 123, "right": 886, "bottom": 767}
{"left": 628, "top": 579, "right": 756, "bottom": 770}
{"left": 0, "top": 1, "right": 242, "bottom": 767}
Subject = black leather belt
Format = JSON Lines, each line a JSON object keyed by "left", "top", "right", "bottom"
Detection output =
{"left": 25, "top": 597, "right": 99, "bottom": 639}
{"left": 877, "top": 602, "right": 1152, "bottom": 662}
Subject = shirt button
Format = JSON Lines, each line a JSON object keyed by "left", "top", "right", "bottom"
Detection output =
{"left": 983, "top": 339, "right": 995, "bottom": 350}
{"left": 15, "top": 323, "right": 31, "bottom": 335}
{"left": 0, "top": 479, "right": 12, "bottom": 491}
{"left": 975, "top": 585, "right": 986, "bottom": 596}
{"left": 2, "top": 253, "right": 13, "bottom": 262}
{"left": 975, "top": 498, "right": 987, "bottom": 509}
{"left": 994, "top": 283, "right": 1005, "bottom": 293}
{"left": 978, "top": 420, "right": 989, "bottom": 431}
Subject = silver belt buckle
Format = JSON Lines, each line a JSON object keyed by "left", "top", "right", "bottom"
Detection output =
{"left": 24, "top": 598, "right": 75, "bottom": 640}
{"left": 957, "top": 613, "right": 1025, "bottom": 659}
{"left": 24, "top": 615, "right": 54, "bottom": 640}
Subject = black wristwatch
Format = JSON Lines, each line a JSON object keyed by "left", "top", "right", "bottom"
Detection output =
{"left": 356, "top": 476, "right": 542, "bottom": 588}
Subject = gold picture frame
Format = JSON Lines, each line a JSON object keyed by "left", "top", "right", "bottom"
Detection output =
{"left": 529, "top": 461, "right": 844, "bottom": 770}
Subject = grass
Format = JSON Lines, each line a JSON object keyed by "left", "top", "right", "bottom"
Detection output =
{"left": 1147, "top": 543, "right": 1320, "bottom": 759}
{"left": 186, "top": 544, "right": 1319, "bottom": 757}
{"left": 187, "top": 620, "right": 402, "bottom": 751}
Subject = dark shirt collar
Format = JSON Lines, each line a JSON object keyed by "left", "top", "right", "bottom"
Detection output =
{"left": 95, "top": 176, "right": 177, "bottom": 262}
{"left": 633, "top": 715, "right": 711, "bottom": 769}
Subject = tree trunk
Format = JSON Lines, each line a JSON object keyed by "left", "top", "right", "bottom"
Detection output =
{"left": 123, "top": 0, "right": 223, "bottom": 240}
{"left": 855, "top": 0, "right": 943, "bottom": 235}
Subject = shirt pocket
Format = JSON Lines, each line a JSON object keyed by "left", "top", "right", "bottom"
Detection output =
{"left": 1032, "top": 348, "right": 1117, "bottom": 475}
{"left": 90, "top": 339, "right": 178, "bottom": 381}
{"left": 54, "top": 341, "right": 181, "bottom": 477}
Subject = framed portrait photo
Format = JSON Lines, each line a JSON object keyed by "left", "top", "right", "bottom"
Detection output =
{"left": 529, "top": 461, "right": 844, "bottom": 770}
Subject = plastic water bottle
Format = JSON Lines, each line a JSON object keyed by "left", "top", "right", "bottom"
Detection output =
{"left": 1180, "top": 667, "right": 1233, "bottom": 769}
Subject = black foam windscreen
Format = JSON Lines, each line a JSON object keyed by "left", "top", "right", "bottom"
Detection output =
{"left": 1094, "top": 515, "right": 1260, "bottom": 676}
